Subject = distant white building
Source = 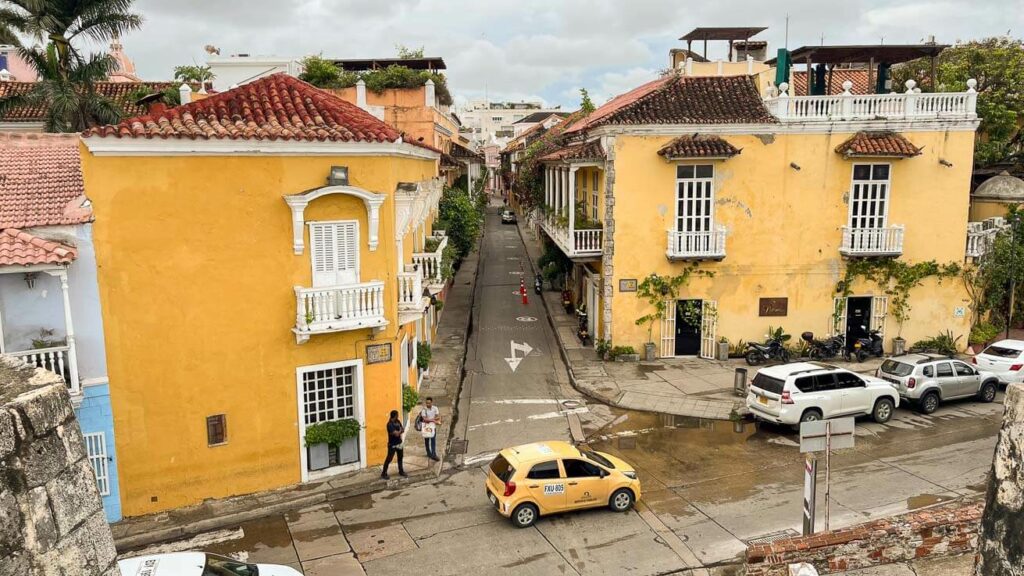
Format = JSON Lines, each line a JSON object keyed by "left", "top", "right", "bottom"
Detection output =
{"left": 207, "top": 54, "right": 302, "bottom": 91}
{"left": 459, "top": 99, "right": 562, "bottom": 147}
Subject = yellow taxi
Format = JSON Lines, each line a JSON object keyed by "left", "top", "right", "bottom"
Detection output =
{"left": 485, "top": 440, "right": 641, "bottom": 528}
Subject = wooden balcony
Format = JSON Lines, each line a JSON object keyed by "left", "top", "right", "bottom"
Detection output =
{"left": 294, "top": 281, "right": 387, "bottom": 343}
{"left": 666, "top": 226, "right": 727, "bottom": 260}
{"left": 840, "top": 226, "right": 904, "bottom": 257}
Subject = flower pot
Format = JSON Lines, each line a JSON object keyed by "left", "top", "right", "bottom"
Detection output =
{"left": 617, "top": 353, "right": 641, "bottom": 362}
{"left": 717, "top": 342, "right": 730, "bottom": 361}
{"left": 307, "top": 442, "right": 330, "bottom": 471}
{"left": 336, "top": 436, "right": 360, "bottom": 466}
{"left": 892, "top": 337, "right": 906, "bottom": 356}
{"left": 643, "top": 342, "right": 657, "bottom": 361}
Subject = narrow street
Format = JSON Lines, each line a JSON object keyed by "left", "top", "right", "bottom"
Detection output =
{"left": 131, "top": 204, "right": 1004, "bottom": 575}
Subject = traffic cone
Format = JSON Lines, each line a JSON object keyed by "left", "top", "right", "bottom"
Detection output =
{"left": 520, "top": 278, "right": 528, "bottom": 305}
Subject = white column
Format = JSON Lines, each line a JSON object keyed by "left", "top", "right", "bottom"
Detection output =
{"left": 179, "top": 83, "right": 192, "bottom": 105}
{"left": 425, "top": 79, "right": 436, "bottom": 108}
{"left": 356, "top": 79, "right": 367, "bottom": 108}
{"left": 569, "top": 166, "right": 578, "bottom": 235}
{"left": 56, "top": 269, "right": 79, "bottom": 395}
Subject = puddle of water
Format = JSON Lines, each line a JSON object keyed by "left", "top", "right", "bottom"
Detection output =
{"left": 330, "top": 492, "right": 375, "bottom": 513}
{"left": 907, "top": 493, "right": 956, "bottom": 510}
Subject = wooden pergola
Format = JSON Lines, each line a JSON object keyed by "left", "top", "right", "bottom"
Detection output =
{"left": 679, "top": 27, "right": 768, "bottom": 62}
{"left": 766, "top": 44, "right": 949, "bottom": 95}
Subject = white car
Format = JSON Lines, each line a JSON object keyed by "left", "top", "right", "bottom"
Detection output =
{"left": 746, "top": 362, "right": 899, "bottom": 427}
{"left": 972, "top": 339, "right": 1024, "bottom": 385}
{"left": 118, "top": 552, "right": 302, "bottom": 576}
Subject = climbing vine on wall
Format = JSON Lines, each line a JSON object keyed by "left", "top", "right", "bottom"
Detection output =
{"left": 835, "top": 259, "right": 962, "bottom": 338}
{"left": 635, "top": 267, "right": 715, "bottom": 344}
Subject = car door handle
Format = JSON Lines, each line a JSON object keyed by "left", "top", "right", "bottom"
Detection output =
{"left": 568, "top": 482, "right": 579, "bottom": 486}
{"left": 528, "top": 485, "right": 539, "bottom": 489}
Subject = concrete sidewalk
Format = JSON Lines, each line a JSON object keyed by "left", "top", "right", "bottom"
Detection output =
{"left": 516, "top": 219, "right": 886, "bottom": 421}
{"left": 112, "top": 246, "right": 481, "bottom": 552}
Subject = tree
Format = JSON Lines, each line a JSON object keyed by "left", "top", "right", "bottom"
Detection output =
{"left": 173, "top": 64, "right": 214, "bottom": 84}
{"left": 436, "top": 186, "right": 482, "bottom": 259}
{"left": 298, "top": 55, "right": 349, "bottom": 88}
{"left": 0, "top": 43, "right": 120, "bottom": 132}
{"left": 970, "top": 208, "right": 1024, "bottom": 329}
{"left": 396, "top": 44, "right": 424, "bottom": 59}
{"left": 580, "top": 88, "right": 595, "bottom": 115}
{"left": 892, "top": 38, "right": 1024, "bottom": 166}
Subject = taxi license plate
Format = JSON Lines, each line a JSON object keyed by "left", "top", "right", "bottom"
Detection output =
{"left": 489, "top": 492, "right": 497, "bottom": 505}
{"left": 758, "top": 395, "right": 769, "bottom": 406}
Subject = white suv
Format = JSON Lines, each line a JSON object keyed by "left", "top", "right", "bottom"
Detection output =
{"left": 747, "top": 362, "right": 899, "bottom": 426}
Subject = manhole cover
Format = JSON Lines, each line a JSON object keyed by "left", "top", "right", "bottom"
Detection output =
{"left": 516, "top": 316, "right": 537, "bottom": 322}
{"left": 561, "top": 399, "right": 583, "bottom": 409}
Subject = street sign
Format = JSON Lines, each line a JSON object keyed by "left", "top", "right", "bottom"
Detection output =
{"left": 799, "top": 417, "right": 855, "bottom": 453}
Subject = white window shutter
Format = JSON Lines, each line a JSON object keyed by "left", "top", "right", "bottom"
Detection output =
{"left": 310, "top": 222, "right": 359, "bottom": 286}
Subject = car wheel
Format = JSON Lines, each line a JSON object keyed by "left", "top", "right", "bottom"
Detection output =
{"left": 919, "top": 392, "right": 940, "bottom": 415}
{"left": 609, "top": 489, "right": 635, "bottom": 512}
{"left": 800, "top": 409, "right": 822, "bottom": 423}
{"left": 511, "top": 503, "right": 538, "bottom": 528}
{"left": 872, "top": 398, "right": 895, "bottom": 423}
{"left": 979, "top": 381, "right": 998, "bottom": 403}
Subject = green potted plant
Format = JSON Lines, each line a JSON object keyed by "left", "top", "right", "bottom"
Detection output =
{"left": 417, "top": 342, "right": 432, "bottom": 372}
{"left": 304, "top": 418, "right": 362, "bottom": 471}
{"left": 403, "top": 387, "right": 420, "bottom": 414}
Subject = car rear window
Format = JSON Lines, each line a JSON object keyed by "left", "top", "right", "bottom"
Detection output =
{"left": 751, "top": 373, "right": 785, "bottom": 394}
{"left": 982, "top": 345, "right": 1023, "bottom": 358}
{"left": 489, "top": 455, "right": 515, "bottom": 483}
{"left": 581, "top": 450, "right": 614, "bottom": 469}
{"left": 527, "top": 461, "right": 560, "bottom": 479}
{"left": 880, "top": 360, "right": 914, "bottom": 377}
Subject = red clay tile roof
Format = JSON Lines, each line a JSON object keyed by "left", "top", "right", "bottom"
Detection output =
{"left": 0, "top": 229, "right": 77, "bottom": 266}
{"left": 538, "top": 140, "right": 605, "bottom": 162}
{"left": 565, "top": 75, "right": 776, "bottom": 134}
{"left": 835, "top": 131, "right": 922, "bottom": 158}
{"left": 790, "top": 69, "right": 870, "bottom": 96}
{"left": 0, "top": 81, "right": 199, "bottom": 124}
{"left": 0, "top": 133, "right": 92, "bottom": 228}
{"left": 83, "top": 73, "right": 402, "bottom": 142}
{"left": 657, "top": 135, "right": 740, "bottom": 159}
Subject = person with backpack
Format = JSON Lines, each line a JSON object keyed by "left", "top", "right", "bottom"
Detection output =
{"left": 416, "top": 397, "right": 441, "bottom": 461}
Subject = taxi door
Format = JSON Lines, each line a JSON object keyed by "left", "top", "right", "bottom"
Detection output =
{"left": 523, "top": 460, "right": 566, "bottom": 513}
{"left": 561, "top": 458, "right": 609, "bottom": 510}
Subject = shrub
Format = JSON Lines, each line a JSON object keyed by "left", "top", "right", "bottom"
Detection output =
{"left": 910, "top": 330, "right": 962, "bottom": 356}
{"left": 969, "top": 322, "right": 1002, "bottom": 345}
{"left": 304, "top": 418, "right": 361, "bottom": 446}
{"left": 728, "top": 339, "right": 747, "bottom": 358}
{"left": 417, "top": 342, "right": 432, "bottom": 370}
{"left": 608, "top": 345, "right": 636, "bottom": 360}
{"left": 596, "top": 339, "right": 612, "bottom": 358}
{"left": 402, "top": 387, "right": 420, "bottom": 413}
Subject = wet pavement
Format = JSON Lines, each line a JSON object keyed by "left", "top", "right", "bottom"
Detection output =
{"left": 121, "top": 200, "right": 1005, "bottom": 574}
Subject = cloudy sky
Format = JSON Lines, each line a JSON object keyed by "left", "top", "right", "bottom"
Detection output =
{"left": 116, "top": 0, "right": 1021, "bottom": 110}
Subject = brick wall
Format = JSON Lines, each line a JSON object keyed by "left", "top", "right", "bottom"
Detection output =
{"left": 745, "top": 501, "right": 982, "bottom": 576}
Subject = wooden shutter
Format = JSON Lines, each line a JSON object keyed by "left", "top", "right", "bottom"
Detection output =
{"left": 700, "top": 300, "right": 718, "bottom": 359}
{"left": 310, "top": 221, "right": 359, "bottom": 286}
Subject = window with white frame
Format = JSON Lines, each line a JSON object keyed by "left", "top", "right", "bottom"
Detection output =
{"left": 84, "top": 432, "right": 110, "bottom": 496}
{"left": 591, "top": 172, "right": 599, "bottom": 220}
{"left": 301, "top": 365, "right": 356, "bottom": 425}
{"left": 578, "top": 172, "right": 587, "bottom": 218}
{"left": 849, "top": 164, "right": 891, "bottom": 230}
{"left": 309, "top": 221, "right": 359, "bottom": 287}
{"left": 675, "top": 165, "right": 715, "bottom": 234}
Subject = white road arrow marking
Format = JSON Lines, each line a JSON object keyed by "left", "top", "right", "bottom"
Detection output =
{"left": 504, "top": 340, "right": 534, "bottom": 372}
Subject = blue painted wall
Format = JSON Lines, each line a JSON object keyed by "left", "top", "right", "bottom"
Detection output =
{"left": 76, "top": 382, "right": 121, "bottom": 522}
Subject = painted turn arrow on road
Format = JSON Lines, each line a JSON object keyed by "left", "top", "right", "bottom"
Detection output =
{"left": 504, "top": 340, "right": 533, "bottom": 372}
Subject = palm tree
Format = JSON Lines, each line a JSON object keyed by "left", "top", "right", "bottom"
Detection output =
{"left": 0, "top": 43, "right": 121, "bottom": 131}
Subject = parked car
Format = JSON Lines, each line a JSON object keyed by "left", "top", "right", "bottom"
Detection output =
{"left": 877, "top": 353, "right": 999, "bottom": 414}
{"left": 971, "top": 339, "right": 1024, "bottom": 385}
{"left": 746, "top": 362, "right": 899, "bottom": 427}
{"left": 501, "top": 209, "right": 517, "bottom": 224}
{"left": 485, "top": 441, "right": 641, "bottom": 528}
{"left": 118, "top": 552, "right": 302, "bottom": 576}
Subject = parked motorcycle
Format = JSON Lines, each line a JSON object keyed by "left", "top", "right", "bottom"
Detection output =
{"left": 851, "top": 326, "right": 884, "bottom": 362}
{"left": 534, "top": 274, "right": 543, "bottom": 295}
{"left": 802, "top": 331, "right": 850, "bottom": 361}
{"left": 576, "top": 309, "right": 590, "bottom": 345}
{"left": 744, "top": 338, "right": 791, "bottom": 365}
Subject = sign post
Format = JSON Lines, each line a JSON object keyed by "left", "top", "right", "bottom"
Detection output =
{"left": 802, "top": 454, "right": 817, "bottom": 536}
{"left": 799, "top": 417, "right": 855, "bottom": 534}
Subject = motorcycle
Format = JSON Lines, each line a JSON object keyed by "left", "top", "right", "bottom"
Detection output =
{"left": 744, "top": 337, "right": 791, "bottom": 365}
{"left": 534, "top": 274, "right": 543, "bottom": 295}
{"left": 576, "top": 309, "right": 590, "bottom": 345}
{"left": 802, "top": 331, "right": 850, "bottom": 361}
{"left": 851, "top": 326, "right": 884, "bottom": 362}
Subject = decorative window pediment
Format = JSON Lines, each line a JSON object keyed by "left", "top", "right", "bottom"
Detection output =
{"left": 284, "top": 186, "right": 386, "bottom": 255}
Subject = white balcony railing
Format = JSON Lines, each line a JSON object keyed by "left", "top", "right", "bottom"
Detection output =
{"left": 666, "top": 226, "right": 727, "bottom": 260}
{"left": 766, "top": 79, "right": 977, "bottom": 123}
{"left": 966, "top": 217, "right": 1009, "bottom": 259}
{"left": 398, "top": 267, "right": 425, "bottom": 311}
{"left": 840, "top": 226, "right": 905, "bottom": 256}
{"left": 7, "top": 346, "right": 78, "bottom": 395}
{"left": 413, "top": 232, "right": 448, "bottom": 287}
{"left": 295, "top": 281, "right": 387, "bottom": 336}
{"left": 540, "top": 219, "right": 603, "bottom": 258}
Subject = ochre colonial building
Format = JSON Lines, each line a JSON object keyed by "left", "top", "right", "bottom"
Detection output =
{"left": 81, "top": 74, "right": 446, "bottom": 515}
{"left": 538, "top": 71, "right": 983, "bottom": 358}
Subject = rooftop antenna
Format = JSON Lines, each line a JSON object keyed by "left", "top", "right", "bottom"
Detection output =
{"left": 820, "top": 34, "right": 825, "bottom": 46}
{"left": 785, "top": 14, "right": 790, "bottom": 49}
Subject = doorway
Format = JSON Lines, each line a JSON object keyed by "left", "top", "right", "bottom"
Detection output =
{"left": 845, "top": 296, "right": 872, "bottom": 348}
{"left": 675, "top": 299, "right": 702, "bottom": 356}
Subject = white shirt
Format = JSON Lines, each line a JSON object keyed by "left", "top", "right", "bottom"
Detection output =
{"left": 421, "top": 406, "right": 439, "bottom": 422}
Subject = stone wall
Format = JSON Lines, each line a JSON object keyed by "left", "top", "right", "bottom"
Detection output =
{"left": 744, "top": 501, "right": 982, "bottom": 576}
{"left": 0, "top": 358, "right": 119, "bottom": 576}
{"left": 976, "top": 383, "right": 1024, "bottom": 575}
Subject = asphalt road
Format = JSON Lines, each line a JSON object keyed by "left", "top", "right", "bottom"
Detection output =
{"left": 129, "top": 202, "right": 1004, "bottom": 575}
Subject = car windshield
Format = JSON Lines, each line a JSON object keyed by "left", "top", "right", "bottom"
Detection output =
{"left": 580, "top": 450, "right": 614, "bottom": 469}
{"left": 489, "top": 454, "right": 515, "bottom": 482}
{"left": 751, "top": 373, "right": 785, "bottom": 394}
{"left": 203, "top": 555, "right": 259, "bottom": 576}
{"left": 880, "top": 360, "right": 914, "bottom": 377}
{"left": 982, "top": 345, "right": 1023, "bottom": 359}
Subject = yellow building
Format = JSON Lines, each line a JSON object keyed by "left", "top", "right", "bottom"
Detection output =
{"left": 80, "top": 73, "right": 447, "bottom": 516}
{"left": 538, "top": 72, "right": 985, "bottom": 357}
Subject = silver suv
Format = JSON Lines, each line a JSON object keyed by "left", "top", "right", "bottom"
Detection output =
{"left": 876, "top": 353, "right": 999, "bottom": 414}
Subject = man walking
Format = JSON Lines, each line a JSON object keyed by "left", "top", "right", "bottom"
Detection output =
{"left": 420, "top": 397, "right": 441, "bottom": 461}
{"left": 382, "top": 410, "right": 406, "bottom": 479}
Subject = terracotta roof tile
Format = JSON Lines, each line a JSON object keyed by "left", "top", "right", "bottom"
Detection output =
{"left": 0, "top": 81, "right": 201, "bottom": 123}
{"left": 0, "top": 228, "right": 77, "bottom": 266}
{"left": 538, "top": 140, "right": 605, "bottom": 162}
{"left": 565, "top": 75, "right": 776, "bottom": 134}
{"left": 835, "top": 131, "right": 922, "bottom": 158}
{"left": 657, "top": 135, "right": 740, "bottom": 159}
{"left": 83, "top": 74, "right": 402, "bottom": 142}
{"left": 0, "top": 133, "right": 92, "bottom": 228}
{"left": 790, "top": 69, "right": 871, "bottom": 96}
